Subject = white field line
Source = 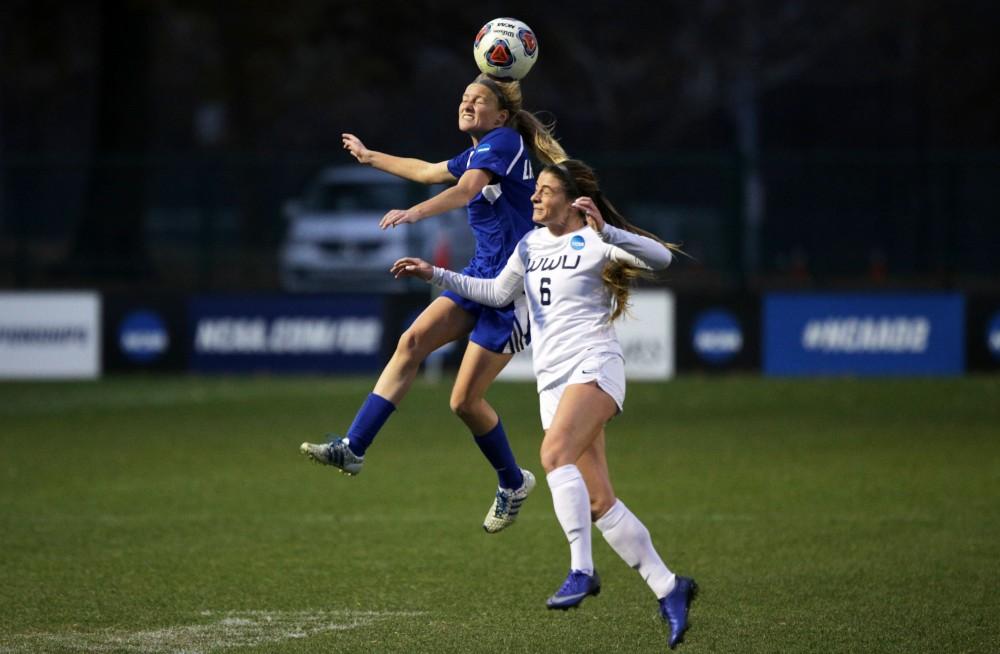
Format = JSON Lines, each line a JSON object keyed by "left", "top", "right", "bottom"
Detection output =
{"left": 0, "top": 609, "right": 427, "bottom": 654}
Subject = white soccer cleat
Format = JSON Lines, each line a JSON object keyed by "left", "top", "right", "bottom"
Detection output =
{"left": 299, "top": 436, "right": 364, "bottom": 476}
{"left": 483, "top": 468, "right": 536, "bottom": 533}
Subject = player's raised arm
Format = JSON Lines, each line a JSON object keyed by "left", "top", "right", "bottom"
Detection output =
{"left": 379, "top": 168, "right": 491, "bottom": 229}
{"left": 342, "top": 133, "right": 455, "bottom": 185}
{"left": 572, "top": 188, "right": 674, "bottom": 271}
{"left": 602, "top": 225, "right": 674, "bottom": 271}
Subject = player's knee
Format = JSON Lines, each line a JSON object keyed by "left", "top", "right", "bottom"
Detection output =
{"left": 393, "top": 328, "right": 428, "bottom": 365}
{"left": 539, "top": 434, "right": 572, "bottom": 473}
{"left": 449, "top": 394, "right": 479, "bottom": 420}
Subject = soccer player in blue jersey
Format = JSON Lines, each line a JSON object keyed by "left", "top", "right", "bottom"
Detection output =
{"left": 301, "top": 74, "right": 569, "bottom": 533}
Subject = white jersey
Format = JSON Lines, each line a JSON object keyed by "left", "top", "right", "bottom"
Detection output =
{"left": 432, "top": 223, "right": 672, "bottom": 392}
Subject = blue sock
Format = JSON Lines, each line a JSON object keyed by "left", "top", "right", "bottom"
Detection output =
{"left": 474, "top": 419, "right": 524, "bottom": 490}
{"left": 345, "top": 393, "right": 396, "bottom": 456}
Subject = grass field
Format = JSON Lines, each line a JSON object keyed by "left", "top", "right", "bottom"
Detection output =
{"left": 1, "top": 375, "right": 998, "bottom": 653}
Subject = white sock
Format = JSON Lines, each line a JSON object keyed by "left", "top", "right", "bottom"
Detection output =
{"left": 595, "top": 499, "right": 676, "bottom": 598}
{"left": 546, "top": 464, "right": 593, "bottom": 575}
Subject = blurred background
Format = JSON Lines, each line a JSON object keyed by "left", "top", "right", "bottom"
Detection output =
{"left": 3, "top": 0, "right": 999, "bottom": 293}
{"left": 2, "top": 0, "right": 1000, "bottom": 380}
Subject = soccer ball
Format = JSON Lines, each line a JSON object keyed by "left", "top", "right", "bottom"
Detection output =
{"left": 473, "top": 17, "right": 538, "bottom": 81}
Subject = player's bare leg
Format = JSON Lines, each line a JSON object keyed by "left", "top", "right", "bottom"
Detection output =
{"left": 374, "top": 297, "right": 476, "bottom": 403}
{"left": 449, "top": 341, "right": 511, "bottom": 434}
{"left": 451, "top": 342, "right": 535, "bottom": 532}
{"left": 540, "top": 382, "right": 617, "bottom": 472}
{"left": 575, "top": 429, "right": 616, "bottom": 521}
{"left": 574, "top": 407, "right": 696, "bottom": 648}
{"left": 541, "top": 382, "right": 616, "bottom": 609}
{"left": 301, "top": 297, "right": 473, "bottom": 474}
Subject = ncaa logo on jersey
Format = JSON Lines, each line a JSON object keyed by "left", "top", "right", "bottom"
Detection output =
{"left": 570, "top": 235, "right": 586, "bottom": 250}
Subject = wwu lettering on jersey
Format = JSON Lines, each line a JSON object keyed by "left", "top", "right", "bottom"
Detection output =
{"left": 526, "top": 255, "right": 581, "bottom": 272}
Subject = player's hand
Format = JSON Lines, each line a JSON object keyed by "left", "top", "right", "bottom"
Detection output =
{"left": 379, "top": 209, "right": 420, "bottom": 229}
{"left": 572, "top": 196, "right": 605, "bottom": 233}
{"left": 390, "top": 257, "right": 433, "bottom": 281}
{"left": 342, "top": 133, "right": 372, "bottom": 164}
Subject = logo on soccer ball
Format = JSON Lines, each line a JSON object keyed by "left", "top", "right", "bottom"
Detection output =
{"left": 518, "top": 29, "right": 537, "bottom": 56}
{"left": 474, "top": 23, "right": 491, "bottom": 49}
{"left": 570, "top": 235, "right": 586, "bottom": 250}
{"left": 486, "top": 39, "right": 515, "bottom": 68}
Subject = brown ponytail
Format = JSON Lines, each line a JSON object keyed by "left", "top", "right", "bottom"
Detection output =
{"left": 543, "top": 160, "right": 685, "bottom": 322}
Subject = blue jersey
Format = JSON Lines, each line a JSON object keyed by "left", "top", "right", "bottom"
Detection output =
{"left": 447, "top": 126, "right": 535, "bottom": 278}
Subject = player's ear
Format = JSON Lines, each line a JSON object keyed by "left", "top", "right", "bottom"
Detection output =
{"left": 495, "top": 109, "right": 509, "bottom": 127}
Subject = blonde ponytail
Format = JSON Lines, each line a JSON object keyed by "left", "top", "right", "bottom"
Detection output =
{"left": 513, "top": 110, "right": 568, "bottom": 165}
{"left": 473, "top": 74, "right": 569, "bottom": 165}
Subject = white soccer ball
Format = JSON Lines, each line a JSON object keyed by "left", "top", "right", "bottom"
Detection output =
{"left": 473, "top": 17, "right": 538, "bottom": 81}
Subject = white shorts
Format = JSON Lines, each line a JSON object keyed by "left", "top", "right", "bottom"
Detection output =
{"left": 538, "top": 351, "right": 626, "bottom": 430}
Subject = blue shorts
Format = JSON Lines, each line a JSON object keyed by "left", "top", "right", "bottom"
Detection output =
{"left": 443, "top": 290, "right": 530, "bottom": 355}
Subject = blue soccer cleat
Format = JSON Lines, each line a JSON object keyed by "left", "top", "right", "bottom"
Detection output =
{"left": 545, "top": 569, "right": 601, "bottom": 610}
{"left": 299, "top": 435, "right": 364, "bottom": 476}
{"left": 659, "top": 576, "right": 698, "bottom": 649}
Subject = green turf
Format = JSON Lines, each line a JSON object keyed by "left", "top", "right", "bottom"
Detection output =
{"left": 1, "top": 376, "right": 998, "bottom": 653}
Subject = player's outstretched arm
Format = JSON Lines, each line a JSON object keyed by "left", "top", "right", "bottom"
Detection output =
{"left": 390, "top": 257, "right": 434, "bottom": 281}
{"left": 604, "top": 226, "right": 674, "bottom": 271}
{"left": 379, "top": 168, "right": 490, "bottom": 229}
{"left": 342, "top": 133, "right": 454, "bottom": 185}
{"left": 391, "top": 255, "right": 524, "bottom": 308}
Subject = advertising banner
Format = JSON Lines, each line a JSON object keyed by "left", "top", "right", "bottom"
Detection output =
{"left": 189, "top": 295, "right": 384, "bottom": 373}
{"left": 0, "top": 292, "right": 100, "bottom": 379}
{"left": 764, "top": 293, "right": 964, "bottom": 376}
{"left": 498, "top": 289, "right": 674, "bottom": 382}
{"left": 675, "top": 294, "right": 760, "bottom": 372}
{"left": 103, "top": 294, "right": 188, "bottom": 372}
{"left": 965, "top": 295, "right": 1000, "bottom": 371}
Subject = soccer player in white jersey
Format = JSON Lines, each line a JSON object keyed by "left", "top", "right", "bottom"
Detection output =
{"left": 301, "top": 75, "right": 569, "bottom": 533}
{"left": 391, "top": 159, "right": 697, "bottom": 649}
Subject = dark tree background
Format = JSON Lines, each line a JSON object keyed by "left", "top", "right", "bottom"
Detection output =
{"left": 5, "top": 1, "right": 999, "bottom": 153}
{"left": 1, "top": 0, "right": 998, "bottom": 288}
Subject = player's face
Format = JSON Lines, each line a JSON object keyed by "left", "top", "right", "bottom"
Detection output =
{"left": 530, "top": 171, "right": 576, "bottom": 229}
{"left": 458, "top": 84, "right": 508, "bottom": 136}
